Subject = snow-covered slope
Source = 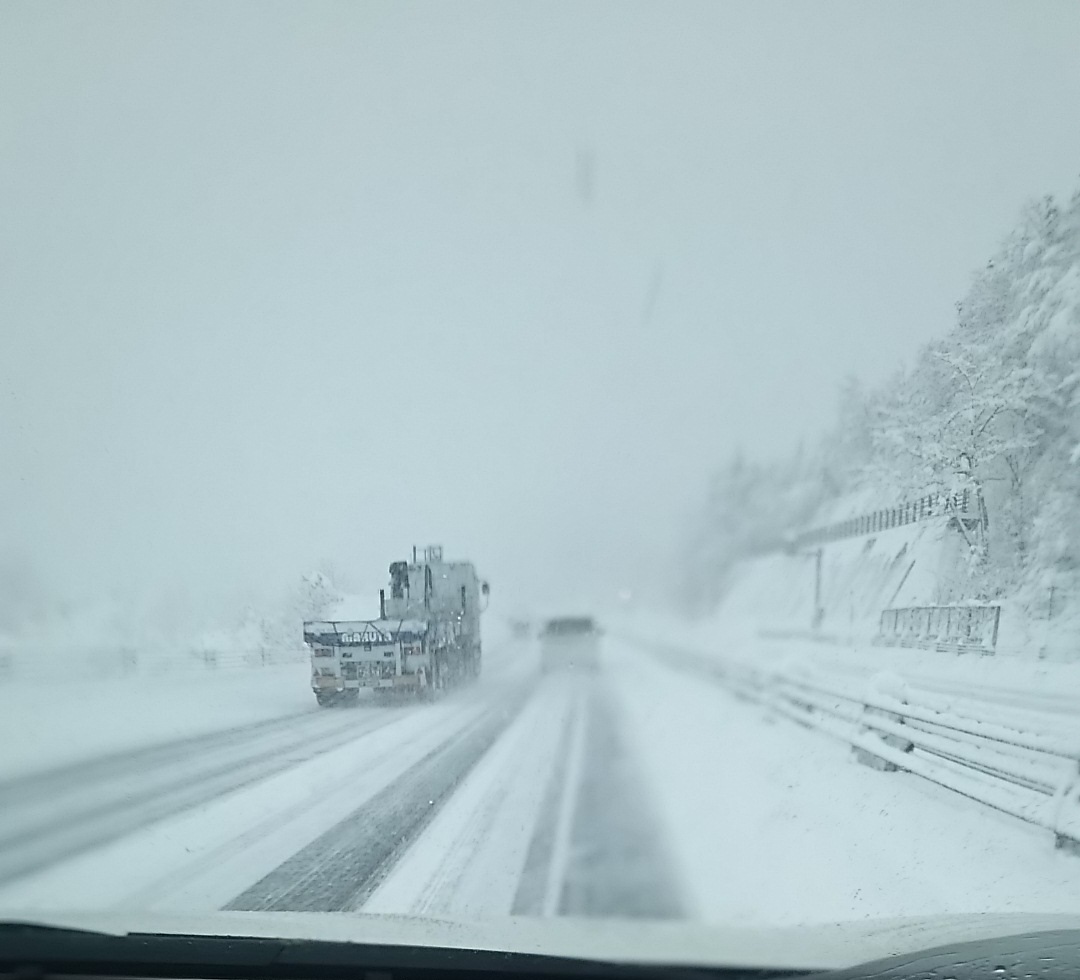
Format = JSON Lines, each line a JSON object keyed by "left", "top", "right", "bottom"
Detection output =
{"left": 722, "top": 511, "right": 963, "bottom": 644}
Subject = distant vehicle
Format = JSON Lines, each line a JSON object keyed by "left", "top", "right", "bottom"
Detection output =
{"left": 539, "top": 616, "right": 602, "bottom": 673}
{"left": 304, "top": 545, "right": 489, "bottom": 706}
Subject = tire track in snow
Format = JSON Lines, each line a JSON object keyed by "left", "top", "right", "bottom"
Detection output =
{"left": 0, "top": 649, "right": 527, "bottom": 887}
{"left": 513, "top": 674, "right": 684, "bottom": 919}
{"left": 225, "top": 684, "right": 532, "bottom": 913}
{"left": 560, "top": 683, "right": 684, "bottom": 918}
{"left": 0, "top": 644, "right": 524, "bottom": 810}
{"left": 0, "top": 708, "right": 320, "bottom": 806}
{"left": 0, "top": 707, "right": 403, "bottom": 885}
{"left": 355, "top": 674, "right": 574, "bottom": 919}
{"left": 511, "top": 694, "right": 577, "bottom": 915}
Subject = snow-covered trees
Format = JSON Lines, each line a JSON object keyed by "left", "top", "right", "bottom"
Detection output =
{"left": 255, "top": 569, "right": 345, "bottom": 659}
{"left": 687, "top": 179, "right": 1080, "bottom": 620}
{"left": 293, "top": 570, "right": 343, "bottom": 621}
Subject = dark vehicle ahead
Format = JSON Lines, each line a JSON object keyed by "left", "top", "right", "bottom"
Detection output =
{"left": 540, "top": 616, "right": 602, "bottom": 673}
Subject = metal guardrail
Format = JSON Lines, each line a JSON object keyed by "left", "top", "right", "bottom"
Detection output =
{"left": 790, "top": 489, "right": 975, "bottom": 550}
{"left": 647, "top": 640, "right": 1080, "bottom": 853}
{"left": 876, "top": 605, "right": 1000, "bottom": 654}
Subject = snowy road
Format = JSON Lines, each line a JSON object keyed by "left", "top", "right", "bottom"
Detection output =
{"left": 0, "top": 642, "right": 683, "bottom": 921}
{"left": 2, "top": 636, "right": 1080, "bottom": 926}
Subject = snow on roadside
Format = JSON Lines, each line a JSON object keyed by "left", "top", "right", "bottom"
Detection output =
{"left": 608, "top": 639, "right": 1080, "bottom": 926}
{"left": 0, "top": 661, "right": 314, "bottom": 780}
{"left": 612, "top": 608, "right": 1080, "bottom": 715}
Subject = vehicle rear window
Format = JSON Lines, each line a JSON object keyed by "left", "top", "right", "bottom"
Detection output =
{"left": 542, "top": 617, "right": 597, "bottom": 635}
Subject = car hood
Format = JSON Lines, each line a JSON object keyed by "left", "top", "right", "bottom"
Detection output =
{"left": 6, "top": 909, "right": 1080, "bottom": 972}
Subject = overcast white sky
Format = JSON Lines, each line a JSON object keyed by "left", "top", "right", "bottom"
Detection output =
{"left": 3, "top": 1, "right": 1080, "bottom": 620}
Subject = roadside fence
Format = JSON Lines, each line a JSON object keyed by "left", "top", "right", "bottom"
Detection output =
{"left": 789, "top": 489, "right": 976, "bottom": 551}
{"left": 876, "top": 605, "right": 1000, "bottom": 655}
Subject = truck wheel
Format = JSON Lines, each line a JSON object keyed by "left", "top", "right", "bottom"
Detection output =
{"left": 315, "top": 691, "right": 337, "bottom": 708}
{"left": 425, "top": 660, "right": 446, "bottom": 701}
{"left": 416, "top": 667, "right": 433, "bottom": 701}
{"left": 340, "top": 689, "right": 359, "bottom": 704}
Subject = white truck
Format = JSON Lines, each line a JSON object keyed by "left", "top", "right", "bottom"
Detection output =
{"left": 304, "top": 545, "right": 489, "bottom": 706}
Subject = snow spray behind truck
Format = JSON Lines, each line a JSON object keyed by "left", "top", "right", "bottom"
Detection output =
{"left": 304, "top": 546, "right": 490, "bottom": 706}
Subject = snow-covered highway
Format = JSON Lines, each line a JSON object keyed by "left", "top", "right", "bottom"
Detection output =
{"left": 2, "top": 635, "right": 1080, "bottom": 926}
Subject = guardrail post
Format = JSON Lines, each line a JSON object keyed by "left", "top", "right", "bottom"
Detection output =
{"left": 852, "top": 705, "right": 914, "bottom": 772}
{"left": 1053, "top": 765, "right": 1080, "bottom": 855}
